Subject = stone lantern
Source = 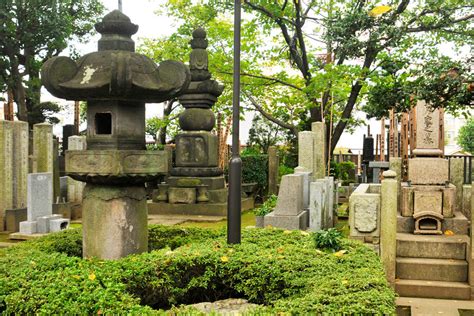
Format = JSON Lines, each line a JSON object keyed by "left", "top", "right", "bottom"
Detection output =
{"left": 41, "top": 10, "right": 190, "bottom": 259}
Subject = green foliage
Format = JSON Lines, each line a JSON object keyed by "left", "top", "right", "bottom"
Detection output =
{"left": 241, "top": 153, "right": 268, "bottom": 198}
{"left": 247, "top": 114, "right": 288, "bottom": 153}
{"left": 142, "top": 0, "right": 473, "bottom": 155}
{"left": 0, "top": 226, "right": 396, "bottom": 314}
{"left": 278, "top": 165, "right": 294, "bottom": 182}
{"left": 458, "top": 118, "right": 474, "bottom": 154}
{"left": 0, "top": 0, "right": 104, "bottom": 124}
{"left": 254, "top": 194, "right": 278, "bottom": 216}
{"left": 330, "top": 161, "right": 356, "bottom": 183}
{"left": 314, "top": 228, "right": 343, "bottom": 252}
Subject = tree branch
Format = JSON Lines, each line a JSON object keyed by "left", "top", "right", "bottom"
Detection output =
{"left": 244, "top": 91, "right": 299, "bottom": 136}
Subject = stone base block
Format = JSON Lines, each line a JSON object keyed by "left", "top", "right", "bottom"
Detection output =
{"left": 148, "top": 197, "right": 254, "bottom": 217}
{"left": 19, "top": 221, "right": 38, "bottom": 235}
{"left": 175, "top": 131, "right": 218, "bottom": 167}
{"left": 49, "top": 218, "right": 70, "bottom": 232}
{"left": 401, "top": 183, "right": 455, "bottom": 218}
{"left": 264, "top": 210, "right": 308, "bottom": 230}
{"left": 167, "top": 176, "right": 225, "bottom": 190}
{"left": 408, "top": 158, "right": 449, "bottom": 185}
{"left": 397, "top": 211, "right": 468, "bottom": 235}
{"left": 168, "top": 187, "right": 196, "bottom": 204}
{"left": 37, "top": 215, "right": 62, "bottom": 233}
{"left": 208, "top": 188, "right": 227, "bottom": 203}
{"left": 5, "top": 208, "right": 27, "bottom": 232}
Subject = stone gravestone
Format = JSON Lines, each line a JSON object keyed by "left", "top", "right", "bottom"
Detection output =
{"left": 19, "top": 173, "right": 69, "bottom": 234}
{"left": 311, "top": 122, "right": 326, "bottom": 180}
{"left": 12, "top": 121, "right": 28, "bottom": 209}
{"left": 67, "top": 136, "right": 87, "bottom": 204}
{"left": 33, "top": 123, "right": 53, "bottom": 173}
{"left": 264, "top": 174, "right": 308, "bottom": 230}
{"left": 0, "top": 120, "right": 13, "bottom": 231}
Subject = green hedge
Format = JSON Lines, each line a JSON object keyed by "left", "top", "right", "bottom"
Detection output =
{"left": 0, "top": 226, "right": 395, "bottom": 314}
{"left": 241, "top": 154, "right": 268, "bottom": 197}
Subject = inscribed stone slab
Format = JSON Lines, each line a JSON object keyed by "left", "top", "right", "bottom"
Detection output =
{"left": 27, "top": 173, "right": 53, "bottom": 221}
{"left": 298, "top": 131, "right": 315, "bottom": 172}
{"left": 0, "top": 121, "right": 13, "bottom": 225}
{"left": 294, "top": 167, "right": 311, "bottom": 209}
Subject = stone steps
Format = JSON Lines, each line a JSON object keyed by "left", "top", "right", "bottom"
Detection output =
{"left": 397, "top": 233, "right": 468, "bottom": 260}
{"left": 395, "top": 279, "right": 471, "bottom": 300}
{"left": 396, "top": 257, "right": 467, "bottom": 282}
{"left": 395, "top": 233, "right": 471, "bottom": 300}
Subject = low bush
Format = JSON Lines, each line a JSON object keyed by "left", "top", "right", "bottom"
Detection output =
{"left": 253, "top": 194, "right": 278, "bottom": 216}
{"left": 0, "top": 226, "right": 396, "bottom": 314}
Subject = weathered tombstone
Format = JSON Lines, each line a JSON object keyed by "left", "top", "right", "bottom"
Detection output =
{"left": 33, "top": 123, "right": 53, "bottom": 173}
{"left": 311, "top": 122, "right": 326, "bottom": 180}
{"left": 0, "top": 120, "right": 13, "bottom": 230}
{"left": 264, "top": 174, "right": 308, "bottom": 230}
{"left": 41, "top": 10, "right": 187, "bottom": 259}
{"left": 67, "top": 136, "right": 86, "bottom": 204}
{"left": 294, "top": 167, "right": 311, "bottom": 209}
{"left": 298, "top": 131, "right": 315, "bottom": 172}
{"left": 12, "top": 121, "right": 28, "bottom": 209}
{"left": 309, "top": 181, "right": 325, "bottom": 231}
{"left": 268, "top": 146, "right": 279, "bottom": 196}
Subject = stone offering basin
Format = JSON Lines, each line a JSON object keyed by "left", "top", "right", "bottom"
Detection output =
{"left": 66, "top": 150, "right": 169, "bottom": 185}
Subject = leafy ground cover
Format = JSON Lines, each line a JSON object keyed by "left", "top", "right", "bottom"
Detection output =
{"left": 0, "top": 225, "right": 395, "bottom": 314}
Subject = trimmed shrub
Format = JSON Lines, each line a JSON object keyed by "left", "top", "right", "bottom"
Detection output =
{"left": 0, "top": 226, "right": 396, "bottom": 314}
{"left": 241, "top": 154, "right": 268, "bottom": 198}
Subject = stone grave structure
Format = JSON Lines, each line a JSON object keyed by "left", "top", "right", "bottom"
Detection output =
{"left": 41, "top": 10, "right": 188, "bottom": 259}
{"left": 0, "top": 120, "right": 29, "bottom": 232}
{"left": 15, "top": 173, "right": 69, "bottom": 235}
{"left": 265, "top": 122, "right": 336, "bottom": 230}
{"left": 400, "top": 101, "right": 458, "bottom": 235}
{"left": 148, "top": 28, "right": 254, "bottom": 216}
{"left": 349, "top": 101, "right": 474, "bottom": 300}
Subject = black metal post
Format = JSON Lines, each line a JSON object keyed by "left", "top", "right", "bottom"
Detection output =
{"left": 227, "top": 0, "right": 242, "bottom": 244}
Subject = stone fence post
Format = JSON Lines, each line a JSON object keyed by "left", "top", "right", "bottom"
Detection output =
{"left": 268, "top": 146, "right": 279, "bottom": 196}
{"left": 380, "top": 170, "right": 398, "bottom": 286}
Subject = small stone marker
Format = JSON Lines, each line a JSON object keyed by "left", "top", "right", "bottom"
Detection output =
{"left": 18, "top": 172, "right": 69, "bottom": 235}
{"left": 264, "top": 174, "right": 308, "bottom": 230}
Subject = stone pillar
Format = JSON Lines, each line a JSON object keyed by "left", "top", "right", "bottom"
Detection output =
{"left": 470, "top": 182, "right": 474, "bottom": 299}
{"left": 53, "top": 139, "right": 60, "bottom": 202}
{"left": 311, "top": 122, "right": 326, "bottom": 180}
{"left": 268, "top": 146, "right": 279, "bottom": 196}
{"left": 12, "top": 121, "right": 28, "bottom": 209}
{"left": 33, "top": 123, "right": 53, "bottom": 173}
{"left": 82, "top": 184, "right": 148, "bottom": 259}
{"left": 380, "top": 170, "right": 398, "bottom": 286}
{"left": 449, "top": 157, "right": 464, "bottom": 212}
{"left": 298, "top": 131, "right": 315, "bottom": 172}
{"left": 0, "top": 121, "right": 13, "bottom": 230}
{"left": 67, "top": 136, "right": 87, "bottom": 203}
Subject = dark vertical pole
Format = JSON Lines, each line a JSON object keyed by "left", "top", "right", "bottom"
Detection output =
{"left": 227, "top": 0, "right": 242, "bottom": 244}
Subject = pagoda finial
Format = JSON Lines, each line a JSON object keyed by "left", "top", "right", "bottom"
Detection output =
{"left": 95, "top": 10, "right": 138, "bottom": 51}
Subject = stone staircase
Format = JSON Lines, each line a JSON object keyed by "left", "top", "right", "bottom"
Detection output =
{"left": 395, "top": 232, "right": 471, "bottom": 300}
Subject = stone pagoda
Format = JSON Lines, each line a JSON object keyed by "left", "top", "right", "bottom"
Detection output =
{"left": 41, "top": 10, "right": 190, "bottom": 259}
{"left": 149, "top": 28, "right": 254, "bottom": 215}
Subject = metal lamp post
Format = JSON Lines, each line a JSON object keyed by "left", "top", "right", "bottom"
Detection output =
{"left": 227, "top": 0, "right": 242, "bottom": 244}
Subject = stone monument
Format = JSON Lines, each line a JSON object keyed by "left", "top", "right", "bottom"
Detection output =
{"left": 148, "top": 28, "right": 254, "bottom": 216}
{"left": 400, "top": 101, "right": 457, "bottom": 234}
{"left": 41, "top": 10, "right": 190, "bottom": 259}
